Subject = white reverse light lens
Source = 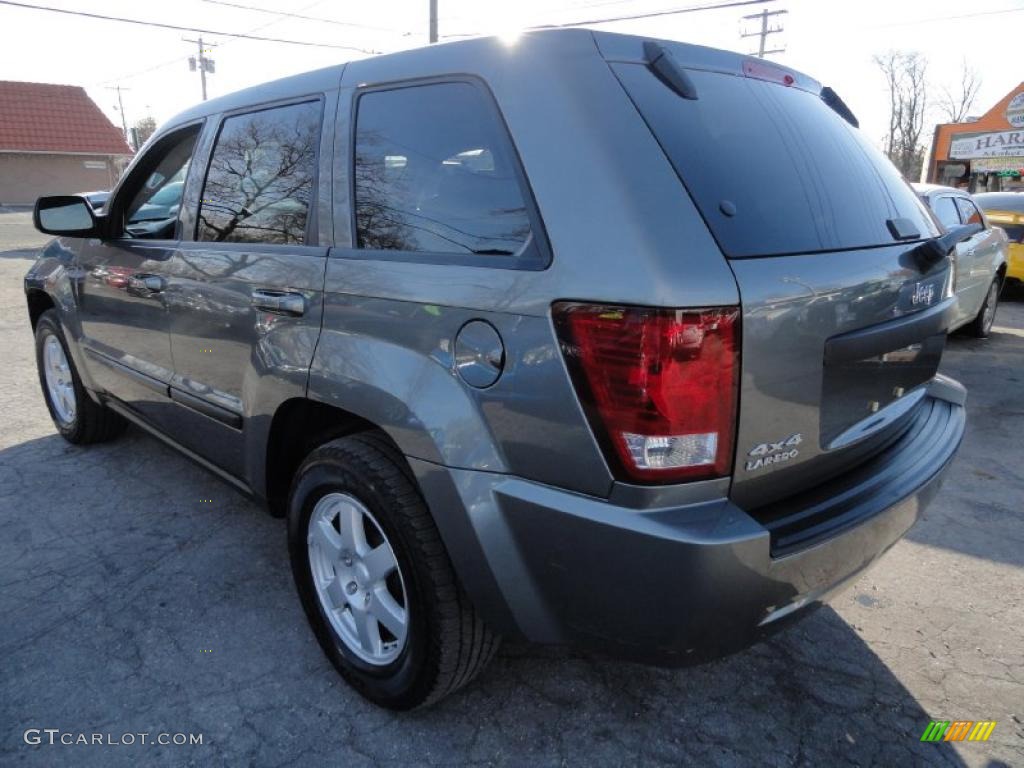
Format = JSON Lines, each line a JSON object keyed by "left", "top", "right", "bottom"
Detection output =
{"left": 622, "top": 432, "right": 718, "bottom": 470}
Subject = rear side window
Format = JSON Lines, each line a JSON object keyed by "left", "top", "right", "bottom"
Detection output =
{"left": 954, "top": 197, "right": 983, "bottom": 226}
{"left": 353, "top": 81, "right": 534, "bottom": 259}
{"left": 930, "top": 196, "right": 961, "bottom": 229}
{"left": 197, "top": 100, "right": 320, "bottom": 245}
{"left": 613, "top": 64, "right": 938, "bottom": 258}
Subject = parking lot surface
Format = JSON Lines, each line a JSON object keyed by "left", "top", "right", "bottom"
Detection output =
{"left": 1, "top": 209, "right": 1021, "bottom": 767}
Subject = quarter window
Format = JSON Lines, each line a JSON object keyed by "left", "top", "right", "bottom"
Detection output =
{"left": 931, "top": 196, "right": 961, "bottom": 230}
{"left": 954, "top": 197, "right": 984, "bottom": 226}
{"left": 197, "top": 101, "right": 320, "bottom": 245}
{"left": 353, "top": 82, "right": 532, "bottom": 257}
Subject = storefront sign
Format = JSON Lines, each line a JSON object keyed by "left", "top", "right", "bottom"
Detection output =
{"left": 950, "top": 130, "right": 1024, "bottom": 159}
{"left": 1007, "top": 92, "right": 1024, "bottom": 128}
{"left": 970, "top": 157, "right": 1024, "bottom": 174}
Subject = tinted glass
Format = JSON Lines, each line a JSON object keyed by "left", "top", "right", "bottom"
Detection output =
{"left": 954, "top": 197, "right": 983, "bottom": 226}
{"left": 353, "top": 82, "right": 532, "bottom": 256}
{"left": 613, "top": 64, "right": 939, "bottom": 258}
{"left": 999, "top": 223, "right": 1024, "bottom": 243}
{"left": 125, "top": 128, "right": 198, "bottom": 239}
{"left": 197, "top": 101, "right": 320, "bottom": 244}
{"left": 930, "top": 196, "right": 961, "bottom": 229}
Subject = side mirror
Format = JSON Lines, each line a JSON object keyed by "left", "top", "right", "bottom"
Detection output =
{"left": 33, "top": 195, "right": 103, "bottom": 238}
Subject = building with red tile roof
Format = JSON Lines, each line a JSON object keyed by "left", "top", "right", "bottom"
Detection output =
{"left": 0, "top": 81, "right": 133, "bottom": 205}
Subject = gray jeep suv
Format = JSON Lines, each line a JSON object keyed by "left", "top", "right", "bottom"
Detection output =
{"left": 25, "top": 30, "right": 968, "bottom": 709}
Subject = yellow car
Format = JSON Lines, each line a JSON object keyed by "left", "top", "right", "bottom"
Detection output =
{"left": 975, "top": 192, "right": 1024, "bottom": 285}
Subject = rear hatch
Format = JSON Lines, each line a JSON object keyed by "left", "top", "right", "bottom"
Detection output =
{"left": 600, "top": 35, "right": 951, "bottom": 509}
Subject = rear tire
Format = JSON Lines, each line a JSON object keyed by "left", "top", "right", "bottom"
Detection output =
{"left": 34, "top": 309, "right": 126, "bottom": 444}
{"left": 287, "top": 432, "right": 499, "bottom": 709}
{"left": 966, "top": 278, "right": 1000, "bottom": 338}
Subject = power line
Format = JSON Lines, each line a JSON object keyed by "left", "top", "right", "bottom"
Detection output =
{"left": 438, "top": 0, "right": 774, "bottom": 38}
{"left": 199, "top": 0, "right": 407, "bottom": 33}
{"left": 549, "top": 0, "right": 775, "bottom": 27}
{"left": 869, "top": 5, "right": 1024, "bottom": 28}
{"left": 441, "top": 0, "right": 776, "bottom": 37}
{"left": 0, "top": 0, "right": 378, "bottom": 52}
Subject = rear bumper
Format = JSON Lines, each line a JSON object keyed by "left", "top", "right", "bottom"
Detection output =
{"left": 410, "top": 379, "right": 966, "bottom": 664}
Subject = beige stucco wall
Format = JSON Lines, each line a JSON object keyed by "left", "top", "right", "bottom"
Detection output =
{"left": 0, "top": 153, "right": 127, "bottom": 206}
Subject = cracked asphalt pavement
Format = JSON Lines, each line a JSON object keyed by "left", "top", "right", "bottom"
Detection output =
{"left": 1, "top": 209, "right": 1022, "bottom": 767}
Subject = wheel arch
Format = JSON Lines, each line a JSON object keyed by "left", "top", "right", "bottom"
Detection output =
{"left": 262, "top": 397, "right": 383, "bottom": 517}
{"left": 26, "top": 288, "right": 55, "bottom": 330}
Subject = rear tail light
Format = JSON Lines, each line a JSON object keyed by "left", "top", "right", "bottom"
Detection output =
{"left": 553, "top": 303, "right": 739, "bottom": 484}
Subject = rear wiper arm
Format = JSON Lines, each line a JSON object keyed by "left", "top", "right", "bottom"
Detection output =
{"left": 909, "top": 223, "right": 982, "bottom": 269}
{"left": 643, "top": 41, "right": 698, "bottom": 101}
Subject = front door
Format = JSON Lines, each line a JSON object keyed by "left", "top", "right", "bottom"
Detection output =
{"left": 164, "top": 100, "right": 326, "bottom": 477}
{"left": 76, "top": 124, "right": 201, "bottom": 428}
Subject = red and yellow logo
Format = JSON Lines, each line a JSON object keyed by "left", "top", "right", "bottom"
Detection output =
{"left": 920, "top": 720, "right": 996, "bottom": 742}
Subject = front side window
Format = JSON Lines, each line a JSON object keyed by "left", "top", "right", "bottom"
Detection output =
{"left": 197, "top": 100, "right": 320, "bottom": 245}
{"left": 931, "top": 196, "right": 961, "bottom": 230}
{"left": 353, "top": 82, "right": 532, "bottom": 257}
{"left": 124, "top": 127, "right": 198, "bottom": 240}
{"left": 954, "top": 197, "right": 984, "bottom": 226}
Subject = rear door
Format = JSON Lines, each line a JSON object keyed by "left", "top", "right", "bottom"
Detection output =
{"left": 928, "top": 194, "right": 975, "bottom": 326}
{"left": 953, "top": 196, "right": 998, "bottom": 315}
{"left": 164, "top": 99, "right": 327, "bottom": 477}
{"left": 608, "top": 49, "right": 949, "bottom": 508}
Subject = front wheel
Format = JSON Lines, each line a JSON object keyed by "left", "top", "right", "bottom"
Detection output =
{"left": 34, "top": 309, "right": 126, "bottom": 444}
{"left": 966, "top": 278, "right": 1000, "bottom": 338}
{"left": 287, "top": 433, "right": 499, "bottom": 709}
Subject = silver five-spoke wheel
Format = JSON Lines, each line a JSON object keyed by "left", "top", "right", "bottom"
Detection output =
{"left": 43, "top": 334, "right": 76, "bottom": 426}
{"left": 308, "top": 492, "right": 408, "bottom": 665}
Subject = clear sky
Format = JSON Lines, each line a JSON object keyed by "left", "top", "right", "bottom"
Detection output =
{"left": 0, "top": 0, "right": 1020, "bottom": 151}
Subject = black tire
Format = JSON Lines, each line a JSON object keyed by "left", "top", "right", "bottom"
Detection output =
{"left": 34, "top": 309, "right": 126, "bottom": 444}
{"left": 287, "top": 432, "right": 499, "bottom": 709}
{"left": 966, "top": 278, "right": 1000, "bottom": 338}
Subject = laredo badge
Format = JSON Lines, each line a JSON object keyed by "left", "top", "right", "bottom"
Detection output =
{"left": 746, "top": 433, "right": 802, "bottom": 471}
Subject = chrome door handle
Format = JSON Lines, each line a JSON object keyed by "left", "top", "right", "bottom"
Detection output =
{"left": 251, "top": 289, "right": 305, "bottom": 316}
{"left": 128, "top": 273, "right": 165, "bottom": 292}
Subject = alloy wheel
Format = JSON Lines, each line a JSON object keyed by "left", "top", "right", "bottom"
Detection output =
{"left": 307, "top": 492, "right": 409, "bottom": 665}
{"left": 43, "top": 334, "right": 76, "bottom": 426}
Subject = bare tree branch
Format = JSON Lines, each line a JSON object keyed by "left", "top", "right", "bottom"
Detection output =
{"left": 874, "top": 50, "right": 928, "bottom": 180}
{"left": 938, "top": 60, "right": 982, "bottom": 123}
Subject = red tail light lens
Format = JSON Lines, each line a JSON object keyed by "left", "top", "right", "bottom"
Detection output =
{"left": 553, "top": 303, "right": 739, "bottom": 483}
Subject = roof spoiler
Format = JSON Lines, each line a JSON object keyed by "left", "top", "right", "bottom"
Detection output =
{"left": 821, "top": 86, "right": 859, "bottom": 128}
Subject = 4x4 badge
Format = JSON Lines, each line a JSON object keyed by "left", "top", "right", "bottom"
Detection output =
{"left": 746, "top": 433, "right": 802, "bottom": 471}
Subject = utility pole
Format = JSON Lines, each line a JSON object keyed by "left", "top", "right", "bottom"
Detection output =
{"left": 183, "top": 36, "right": 218, "bottom": 101}
{"left": 105, "top": 85, "right": 130, "bottom": 144}
{"left": 429, "top": 0, "right": 438, "bottom": 43}
{"left": 741, "top": 8, "right": 786, "bottom": 58}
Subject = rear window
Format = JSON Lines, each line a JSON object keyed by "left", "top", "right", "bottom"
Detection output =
{"left": 612, "top": 64, "right": 938, "bottom": 258}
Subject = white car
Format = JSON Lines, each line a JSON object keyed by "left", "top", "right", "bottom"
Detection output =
{"left": 912, "top": 183, "right": 1008, "bottom": 337}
